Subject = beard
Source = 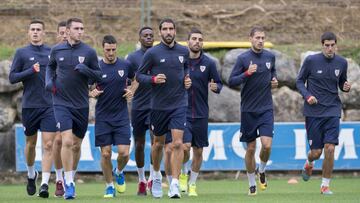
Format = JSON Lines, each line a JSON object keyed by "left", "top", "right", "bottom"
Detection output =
{"left": 190, "top": 46, "right": 201, "bottom": 53}
{"left": 161, "top": 34, "right": 175, "bottom": 45}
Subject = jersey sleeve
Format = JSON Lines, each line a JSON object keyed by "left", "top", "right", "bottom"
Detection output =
{"left": 9, "top": 49, "right": 36, "bottom": 84}
{"left": 209, "top": 60, "right": 223, "bottom": 93}
{"left": 228, "top": 56, "right": 250, "bottom": 88}
{"left": 338, "top": 59, "right": 348, "bottom": 92}
{"left": 296, "top": 56, "right": 312, "bottom": 99}
{"left": 127, "top": 60, "right": 136, "bottom": 79}
{"left": 136, "top": 51, "right": 154, "bottom": 84}
{"left": 271, "top": 54, "right": 277, "bottom": 79}
{"left": 45, "top": 48, "right": 58, "bottom": 92}
{"left": 126, "top": 54, "right": 139, "bottom": 77}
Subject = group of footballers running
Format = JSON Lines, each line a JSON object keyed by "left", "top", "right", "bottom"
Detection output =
{"left": 9, "top": 16, "right": 351, "bottom": 200}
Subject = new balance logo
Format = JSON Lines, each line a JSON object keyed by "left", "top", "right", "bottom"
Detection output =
{"left": 160, "top": 59, "right": 165, "bottom": 63}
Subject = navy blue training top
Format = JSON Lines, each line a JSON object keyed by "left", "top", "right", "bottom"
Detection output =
{"left": 228, "top": 49, "right": 276, "bottom": 112}
{"left": 9, "top": 44, "right": 52, "bottom": 108}
{"left": 136, "top": 42, "right": 189, "bottom": 110}
{"left": 296, "top": 53, "right": 348, "bottom": 117}
{"left": 187, "top": 52, "right": 222, "bottom": 118}
{"left": 127, "top": 48, "right": 151, "bottom": 111}
{"left": 46, "top": 41, "right": 102, "bottom": 109}
{"left": 95, "top": 58, "right": 135, "bottom": 121}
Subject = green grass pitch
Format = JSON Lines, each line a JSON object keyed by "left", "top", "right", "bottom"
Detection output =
{"left": 0, "top": 177, "right": 359, "bottom": 203}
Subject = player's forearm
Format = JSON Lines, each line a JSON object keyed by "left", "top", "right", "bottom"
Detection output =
{"left": 129, "top": 79, "right": 139, "bottom": 93}
{"left": 228, "top": 73, "right": 247, "bottom": 88}
{"left": 45, "top": 66, "right": 56, "bottom": 91}
{"left": 271, "top": 69, "right": 277, "bottom": 80}
{"left": 75, "top": 64, "right": 102, "bottom": 82}
{"left": 295, "top": 79, "right": 311, "bottom": 100}
{"left": 136, "top": 73, "right": 153, "bottom": 84}
{"left": 9, "top": 67, "right": 35, "bottom": 84}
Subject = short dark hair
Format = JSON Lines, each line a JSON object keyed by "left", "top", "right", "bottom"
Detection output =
{"left": 321, "top": 31, "right": 337, "bottom": 44}
{"left": 66, "top": 18, "right": 83, "bottom": 28}
{"left": 139, "top": 26, "right": 153, "bottom": 36}
{"left": 102, "top": 35, "right": 117, "bottom": 47}
{"left": 159, "top": 18, "right": 175, "bottom": 30}
{"left": 57, "top": 21, "right": 66, "bottom": 31}
{"left": 29, "top": 19, "right": 45, "bottom": 29}
{"left": 187, "top": 27, "right": 203, "bottom": 40}
{"left": 249, "top": 26, "right": 265, "bottom": 37}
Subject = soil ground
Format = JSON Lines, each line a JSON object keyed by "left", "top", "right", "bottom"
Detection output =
{"left": 1, "top": 0, "right": 360, "bottom": 47}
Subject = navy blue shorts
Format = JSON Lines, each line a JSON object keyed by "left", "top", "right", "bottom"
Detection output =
{"left": 165, "top": 118, "right": 207, "bottom": 145}
{"left": 53, "top": 105, "right": 89, "bottom": 139}
{"left": 240, "top": 109, "right": 274, "bottom": 143}
{"left": 165, "top": 130, "right": 173, "bottom": 145}
{"left": 22, "top": 107, "right": 57, "bottom": 136}
{"left": 95, "top": 120, "right": 131, "bottom": 147}
{"left": 184, "top": 118, "right": 209, "bottom": 148}
{"left": 305, "top": 117, "right": 340, "bottom": 149}
{"left": 163, "top": 124, "right": 192, "bottom": 145}
{"left": 150, "top": 107, "right": 187, "bottom": 136}
{"left": 131, "top": 109, "right": 150, "bottom": 138}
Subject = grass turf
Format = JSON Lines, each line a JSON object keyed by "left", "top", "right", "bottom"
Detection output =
{"left": 0, "top": 177, "right": 359, "bottom": 203}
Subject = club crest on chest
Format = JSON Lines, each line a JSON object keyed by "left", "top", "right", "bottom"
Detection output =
{"left": 266, "top": 62, "right": 271, "bottom": 69}
{"left": 118, "top": 70, "right": 124, "bottom": 77}
{"left": 78, "top": 56, "right": 85, "bottom": 63}
{"left": 178, "top": 56, "right": 184, "bottom": 63}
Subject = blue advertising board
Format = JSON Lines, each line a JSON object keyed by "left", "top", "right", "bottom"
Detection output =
{"left": 15, "top": 122, "right": 360, "bottom": 172}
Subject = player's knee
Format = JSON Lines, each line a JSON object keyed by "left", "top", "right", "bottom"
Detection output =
{"left": 62, "top": 138, "right": 72, "bottom": 149}
{"left": 193, "top": 148, "right": 203, "bottom": 158}
{"left": 165, "top": 145, "right": 172, "bottom": 154}
{"left": 324, "top": 144, "right": 335, "bottom": 155}
{"left": 72, "top": 143, "right": 81, "bottom": 152}
{"left": 172, "top": 140, "right": 183, "bottom": 150}
{"left": 135, "top": 141, "right": 145, "bottom": 151}
{"left": 101, "top": 150, "right": 111, "bottom": 160}
{"left": 183, "top": 144, "right": 191, "bottom": 153}
{"left": 262, "top": 144, "right": 272, "bottom": 153}
{"left": 43, "top": 140, "right": 53, "bottom": 152}
{"left": 118, "top": 150, "right": 129, "bottom": 160}
{"left": 312, "top": 149, "right": 323, "bottom": 159}
{"left": 154, "top": 141, "right": 164, "bottom": 150}
{"left": 53, "top": 137, "right": 62, "bottom": 148}
{"left": 26, "top": 141, "right": 37, "bottom": 149}
{"left": 246, "top": 145, "right": 256, "bottom": 154}
{"left": 246, "top": 141, "right": 256, "bottom": 150}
